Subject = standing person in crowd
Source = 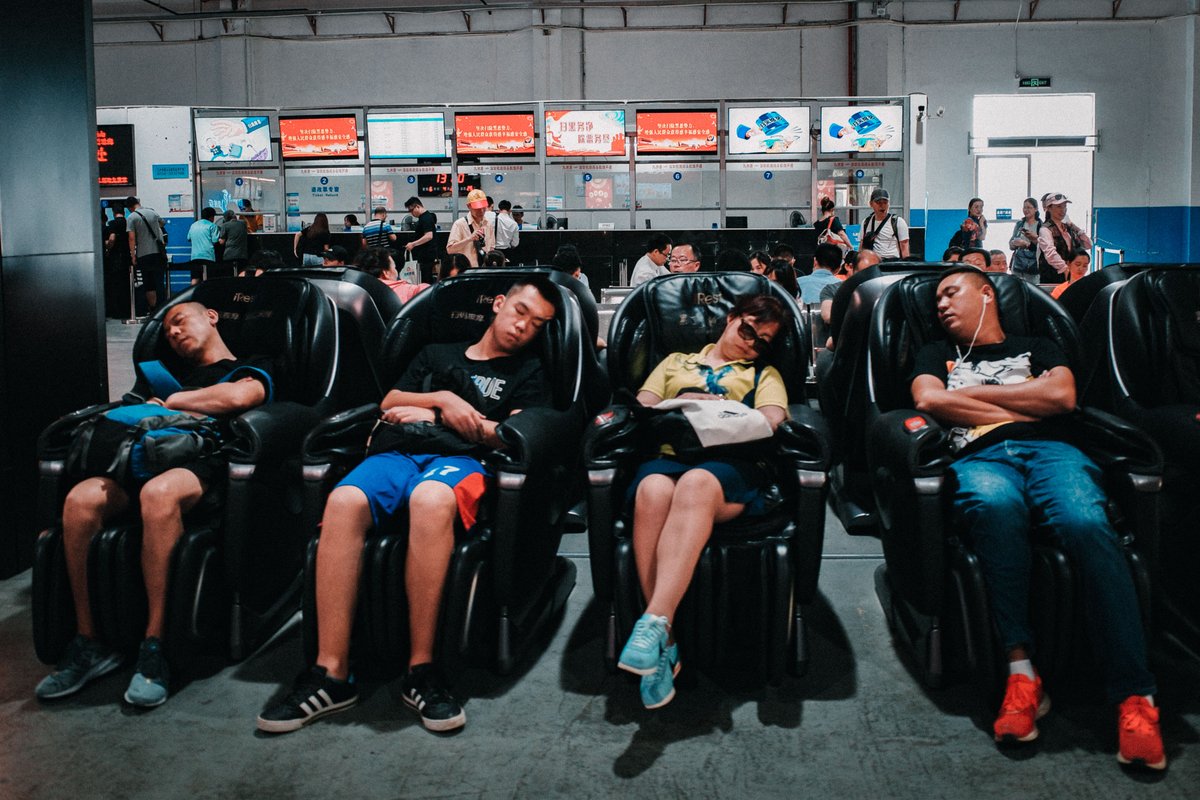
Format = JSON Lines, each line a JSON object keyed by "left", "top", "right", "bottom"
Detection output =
{"left": 861, "top": 188, "right": 910, "bottom": 260}
{"left": 187, "top": 208, "right": 221, "bottom": 284}
{"left": 125, "top": 196, "right": 168, "bottom": 315}
{"left": 1038, "top": 193, "right": 1091, "bottom": 285}
{"left": 35, "top": 302, "right": 282, "bottom": 708}
{"left": 749, "top": 251, "right": 772, "bottom": 276}
{"left": 239, "top": 200, "right": 263, "bottom": 233}
{"left": 617, "top": 294, "right": 792, "bottom": 709}
{"left": 630, "top": 234, "right": 673, "bottom": 286}
{"left": 343, "top": 214, "right": 361, "bottom": 231}
{"left": 1050, "top": 248, "right": 1092, "bottom": 300}
{"left": 954, "top": 198, "right": 988, "bottom": 250}
{"left": 668, "top": 243, "right": 702, "bottom": 274}
{"left": 446, "top": 189, "right": 494, "bottom": 270}
{"left": 814, "top": 197, "right": 851, "bottom": 252}
{"left": 989, "top": 250, "right": 1009, "bottom": 274}
{"left": 294, "top": 213, "right": 331, "bottom": 267}
{"left": 218, "top": 209, "right": 250, "bottom": 278}
{"left": 511, "top": 206, "right": 526, "bottom": 230}
{"left": 103, "top": 206, "right": 130, "bottom": 317}
{"left": 403, "top": 197, "right": 439, "bottom": 284}
{"left": 493, "top": 200, "right": 520, "bottom": 260}
{"left": 361, "top": 207, "right": 397, "bottom": 251}
{"left": 1008, "top": 198, "right": 1042, "bottom": 285}
{"left": 911, "top": 267, "right": 1165, "bottom": 771}
{"left": 256, "top": 277, "right": 559, "bottom": 735}
{"left": 797, "top": 243, "right": 843, "bottom": 304}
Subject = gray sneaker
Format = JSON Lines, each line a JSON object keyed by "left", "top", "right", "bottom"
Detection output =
{"left": 35, "top": 634, "right": 124, "bottom": 700}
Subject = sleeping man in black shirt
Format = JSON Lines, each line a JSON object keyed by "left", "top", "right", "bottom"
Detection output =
{"left": 257, "top": 277, "right": 557, "bottom": 736}
{"left": 36, "top": 302, "right": 279, "bottom": 708}
{"left": 910, "top": 267, "right": 1165, "bottom": 771}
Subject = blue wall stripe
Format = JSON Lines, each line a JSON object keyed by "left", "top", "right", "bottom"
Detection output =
{"left": 917, "top": 207, "right": 1200, "bottom": 263}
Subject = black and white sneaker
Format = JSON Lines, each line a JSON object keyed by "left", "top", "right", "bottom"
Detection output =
{"left": 256, "top": 666, "right": 359, "bottom": 734}
{"left": 401, "top": 663, "right": 466, "bottom": 732}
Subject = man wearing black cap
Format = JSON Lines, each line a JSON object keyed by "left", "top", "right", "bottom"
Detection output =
{"left": 860, "top": 188, "right": 909, "bottom": 260}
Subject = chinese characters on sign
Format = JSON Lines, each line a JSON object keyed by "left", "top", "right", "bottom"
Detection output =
{"left": 279, "top": 116, "right": 360, "bottom": 159}
{"left": 97, "top": 124, "right": 135, "bottom": 186}
{"left": 636, "top": 111, "right": 719, "bottom": 154}
{"left": 455, "top": 113, "right": 537, "bottom": 155}
{"left": 544, "top": 110, "right": 626, "bottom": 157}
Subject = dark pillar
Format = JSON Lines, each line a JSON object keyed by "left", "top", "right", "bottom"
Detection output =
{"left": 0, "top": 1, "right": 108, "bottom": 576}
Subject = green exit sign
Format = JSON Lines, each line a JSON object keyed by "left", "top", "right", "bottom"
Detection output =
{"left": 1019, "top": 76, "right": 1052, "bottom": 88}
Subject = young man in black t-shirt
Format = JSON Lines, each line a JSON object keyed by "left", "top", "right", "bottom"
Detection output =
{"left": 910, "top": 267, "right": 1165, "bottom": 770}
{"left": 36, "top": 303, "right": 280, "bottom": 709}
{"left": 403, "top": 196, "right": 438, "bottom": 284}
{"left": 257, "top": 278, "right": 557, "bottom": 736}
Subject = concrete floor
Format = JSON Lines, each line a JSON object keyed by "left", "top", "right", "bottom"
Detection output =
{"left": 0, "top": 322, "right": 1196, "bottom": 799}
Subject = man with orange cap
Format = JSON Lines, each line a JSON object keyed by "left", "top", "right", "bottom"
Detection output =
{"left": 446, "top": 188, "right": 495, "bottom": 270}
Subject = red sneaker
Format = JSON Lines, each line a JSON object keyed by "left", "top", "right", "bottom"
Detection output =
{"left": 1117, "top": 696, "right": 1167, "bottom": 770}
{"left": 993, "top": 673, "right": 1050, "bottom": 743}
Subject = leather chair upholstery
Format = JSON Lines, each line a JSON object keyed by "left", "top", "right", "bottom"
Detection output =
{"left": 33, "top": 276, "right": 340, "bottom": 666}
{"left": 1079, "top": 265, "right": 1200, "bottom": 655}
{"left": 585, "top": 272, "right": 831, "bottom": 682}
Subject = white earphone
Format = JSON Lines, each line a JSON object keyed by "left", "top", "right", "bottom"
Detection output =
{"left": 982, "top": 294, "right": 992, "bottom": 304}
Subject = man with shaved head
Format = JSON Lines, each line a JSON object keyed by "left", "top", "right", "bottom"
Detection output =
{"left": 36, "top": 301, "right": 282, "bottom": 709}
{"left": 910, "top": 266, "right": 1165, "bottom": 770}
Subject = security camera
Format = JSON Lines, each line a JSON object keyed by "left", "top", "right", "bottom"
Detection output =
{"left": 918, "top": 105, "right": 925, "bottom": 113}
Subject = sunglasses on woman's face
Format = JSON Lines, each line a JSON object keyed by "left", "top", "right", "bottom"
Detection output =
{"left": 737, "top": 319, "right": 773, "bottom": 353}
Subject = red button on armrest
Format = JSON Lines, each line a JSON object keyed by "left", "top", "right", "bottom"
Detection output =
{"left": 904, "top": 416, "right": 927, "bottom": 433}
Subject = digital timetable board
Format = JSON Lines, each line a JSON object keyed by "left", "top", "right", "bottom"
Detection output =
{"left": 367, "top": 113, "right": 449, "bottom": 159}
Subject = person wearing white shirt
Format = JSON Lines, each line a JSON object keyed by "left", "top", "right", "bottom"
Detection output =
{"left": 494, "top": 200, "right": 520, "bottom": 255}
{"left": 629, "top": 234, "right": 673, "bottom": 286}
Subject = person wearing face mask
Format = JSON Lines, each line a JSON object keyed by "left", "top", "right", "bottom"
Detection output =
{"left": 1037, "top": 193, "right": 1092, "bottom": 285}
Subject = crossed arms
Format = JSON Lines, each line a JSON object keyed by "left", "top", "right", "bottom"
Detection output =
{"left": 911, "top": 366, "right": 1076, "bottom": 427}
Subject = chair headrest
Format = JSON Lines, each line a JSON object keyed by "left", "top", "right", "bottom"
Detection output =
{"left": 606, "top": 272, "right": 809, "bottom": 400}
{"left": 1135, "top": 267, "right": 1200, "bottom": 355}
{"left": 133, "top": 276, "right": 336, "bottom": 405}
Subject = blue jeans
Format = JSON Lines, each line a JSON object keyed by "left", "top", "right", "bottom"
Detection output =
{"left": 950, "top": 439, "right": 1156, "bottom": 703}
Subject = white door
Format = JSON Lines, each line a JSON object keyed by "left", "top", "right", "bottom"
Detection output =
{"left": 975, "top": 156, "right": 1030, "bottom": 254}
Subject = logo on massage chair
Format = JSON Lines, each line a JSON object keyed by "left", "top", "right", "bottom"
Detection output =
{"left": 694, "top": 292, "right": 721, "bottom": 305}
{"left": 232, "top": 292, "right": 256, "bottom": 303}
{"left": 449, "top": 293, "right": 496, "bottom": 323}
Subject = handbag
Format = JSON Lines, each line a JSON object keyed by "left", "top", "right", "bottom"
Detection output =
{"left": 399, "top": 249, "right": 422, "bottom": 285}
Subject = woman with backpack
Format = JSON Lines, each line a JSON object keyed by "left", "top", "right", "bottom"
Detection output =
{"left": 814, "top": 197, "right": 851, "bottom": 252}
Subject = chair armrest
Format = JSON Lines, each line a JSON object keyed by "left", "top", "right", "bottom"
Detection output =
{"left": 1053, "top": 407, "right": 1163, "bottom": 485}
{"left": 867, "top": 410, "right": 954, "bottom": 484}
{"left": 37, "top": 401, "right": 122, "bottom": 461}
{"left": 492, "top": 406, "right": 582, "bottom": 473}
{"left": 225, "top": 401, "right": 324, "bottom": 464}
{"left": 583, "top": 404, "right": 641, "bottom": 469}
{"left": 777, "top": 403, "right": 833, "bottom": 474}
{"left": 300, "top": 403, "right": 380, "bottom": 466}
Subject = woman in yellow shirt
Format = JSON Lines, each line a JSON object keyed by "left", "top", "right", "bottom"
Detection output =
{"left": 617, "top": 294, "right": 792, "bottom": 709}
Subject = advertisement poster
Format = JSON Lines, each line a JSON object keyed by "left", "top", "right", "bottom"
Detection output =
{"left": 369, "top": 180, "right": 395, "bottom": 211}
{"left": 586, "top": 177, "right": 614, "bottom": 209}
{"left": 455, "top": 113, "right": 536, "bottom": 155}
{"left": 545, "top": 110, "right": 626, "bottom": 157}
{"left": 820, "top": 106, "right": 904, "bottom": 153}
{"left": 636, "top": 111, "right": 718, "bottom": 154}
{"left": 367, "top": 113, "right": 448, "bottom": 159}
{"left": 97, "top": 124, "right": 135, "bottom": 186}
{"left": 195, "top": 116, "right": 272, "bottom": 163}
{"left": 279, "top": 116, "right": 360, "bottom": 159}
{"left": 727, "top": 107, "right": 810, "bottom": 155}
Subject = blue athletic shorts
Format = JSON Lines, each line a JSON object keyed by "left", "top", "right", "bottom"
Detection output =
{"left": 337, "top": 452, "right": 491, "bottom": 533}
{"left": 626, "top": 457, "right": 772, "bottom": 516}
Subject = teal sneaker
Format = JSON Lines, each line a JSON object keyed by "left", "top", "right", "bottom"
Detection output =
{"left": 35, "top": 634, "right": 124, "bottom": 700}
{"left": 618, "top": 613, "right": 669, "bottom": 676}
{"left": 640, "top": 643, "right": 680, "bottom": 709}
{"left": 124, "top": 637, "right": 170, "bottom": 708}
